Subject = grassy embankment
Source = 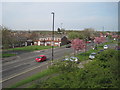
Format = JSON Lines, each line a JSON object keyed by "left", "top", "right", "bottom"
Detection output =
{"left": 8, "top": 67, "right": 59, "bottom": 88}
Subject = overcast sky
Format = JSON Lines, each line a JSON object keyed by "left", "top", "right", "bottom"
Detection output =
{"left": 2, "top": 2, "right": 118, "bottom": 31}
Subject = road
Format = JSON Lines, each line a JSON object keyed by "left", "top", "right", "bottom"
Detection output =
{"left": 2, "top": 46, "right": 75, "bottom": 88}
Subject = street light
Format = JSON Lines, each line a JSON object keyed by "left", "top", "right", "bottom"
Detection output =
{"left": 51, "top": 12, "right": 55, "bottom": 63}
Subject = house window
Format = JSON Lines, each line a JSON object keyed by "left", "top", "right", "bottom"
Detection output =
{"left": 55, "top": 42, "right": 58, "bottom": 45}
{"left": 34, "top": 42, "right": 37, "bottom": 44}
{"left": 47, "top": 42, "right": 51, "bottom": 44}
{"left": 40, "top": 42, "right": 44, "bottom": 44}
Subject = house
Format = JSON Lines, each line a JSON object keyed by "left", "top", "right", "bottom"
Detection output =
{"left": 25, "top": 39, "right": 34, "bottom": 46}
{"left": 34, "top": 36, "right": 70, "bottom": 47}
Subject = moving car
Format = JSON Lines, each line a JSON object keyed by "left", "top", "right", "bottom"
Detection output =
{"left": 63, "top": 56, "right": 79, "bottom": 63}
{"left": 35, "top": 55, "right": 47, "bottom": 62}
{"left": 86, "top": 41, "right": 91, "bottom": 43}
{"left": 89, "top": 52, "right": 96, "bottom": 59}
{"left": 103, "top": 45, "right": 108, "bottom": 50}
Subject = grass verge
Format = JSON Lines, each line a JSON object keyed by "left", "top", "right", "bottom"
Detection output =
{"left": 8, "top": 67, "right": 58, "bottom": 88}
{"left": 1, "top": 53, "right": 16, "bottom": 58}
{"left": 4, "top": 46, "right": 56, "bottom": 51}
{"left": 2, "top": 46, "right": 57, "bottom": 58}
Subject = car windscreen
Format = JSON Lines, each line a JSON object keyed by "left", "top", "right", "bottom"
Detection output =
{"left": 37, "top": 57, "right": 43, "bottom": 58}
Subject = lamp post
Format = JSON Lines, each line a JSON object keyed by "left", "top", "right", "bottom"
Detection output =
{"left": 51, "top": 12, "right": 55, "bottom": 63}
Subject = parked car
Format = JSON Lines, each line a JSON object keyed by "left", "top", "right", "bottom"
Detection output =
{"left": 97, "top": 49, "right": 104, "bottom": 54}
{"left": 89, "top": 52, "right": 97, "bottom": 59}
{"left": 63, "top": 56, "right": 79, "bottom": 63}
{"left": 103, "top": 45, "right": 108, "bottom": 50}
{"left": 66, "top": 44, "right": 71, "bottom": 48}
{"left": 93, "top": 45, "right": 97, "bottom": 50}
{"left": 35, "top": 55, "right": 47, "bottom": 62}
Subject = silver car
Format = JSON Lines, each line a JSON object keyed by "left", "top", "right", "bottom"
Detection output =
{"left": 63, "top": 56, "right": 79, "bottom": 63}
{"left": 103, "top": 45, "right": 108, "bottom": 50}
{"left": 89, "top": 52, "right": 96, "bottom": 59}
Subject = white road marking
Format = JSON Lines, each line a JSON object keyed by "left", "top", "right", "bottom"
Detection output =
{"left": 1, "top": 47, "right": 73, "bottom": 83}
{"left": 0, "top": 62, "right": 49, "bottom": 83}
{"left": 1, "top": 61, "right": 35, "bottom": 73}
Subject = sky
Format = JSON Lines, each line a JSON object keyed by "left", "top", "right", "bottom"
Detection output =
{"left": 1, "top": 1, "right": 118, "bottom": 31}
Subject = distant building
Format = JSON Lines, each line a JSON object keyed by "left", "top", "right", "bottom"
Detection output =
{"left": 25, "top": 39, "right": 34, "bottom": 46}
{"left": 34, "top": 36, "right": 70, "bottom": 47}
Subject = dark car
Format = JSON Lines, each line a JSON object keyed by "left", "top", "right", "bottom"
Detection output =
{"left": 97, "top": 49, "right": 104, "bottom": 54}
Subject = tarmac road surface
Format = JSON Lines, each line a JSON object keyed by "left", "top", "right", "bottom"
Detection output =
{"left": 2, "top": 46, "right": 74, "bottom": 88}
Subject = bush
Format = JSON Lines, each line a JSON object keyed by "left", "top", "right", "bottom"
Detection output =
{"left": 96, "top": 49, "right": 117, "bottom": 61}
{"left": 50, "top": 61, "right": 79, "bottom": 74}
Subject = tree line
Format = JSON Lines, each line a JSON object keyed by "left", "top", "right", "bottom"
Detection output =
{"left": 1, "top": 26, "right": 118, "bottom": 49}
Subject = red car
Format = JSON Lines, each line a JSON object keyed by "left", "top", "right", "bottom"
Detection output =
{"left": 35, "top": 55, "right": 47, "bottom": 62}
{"left": 86, "top": 41, "right": 91, "bottom": 43}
